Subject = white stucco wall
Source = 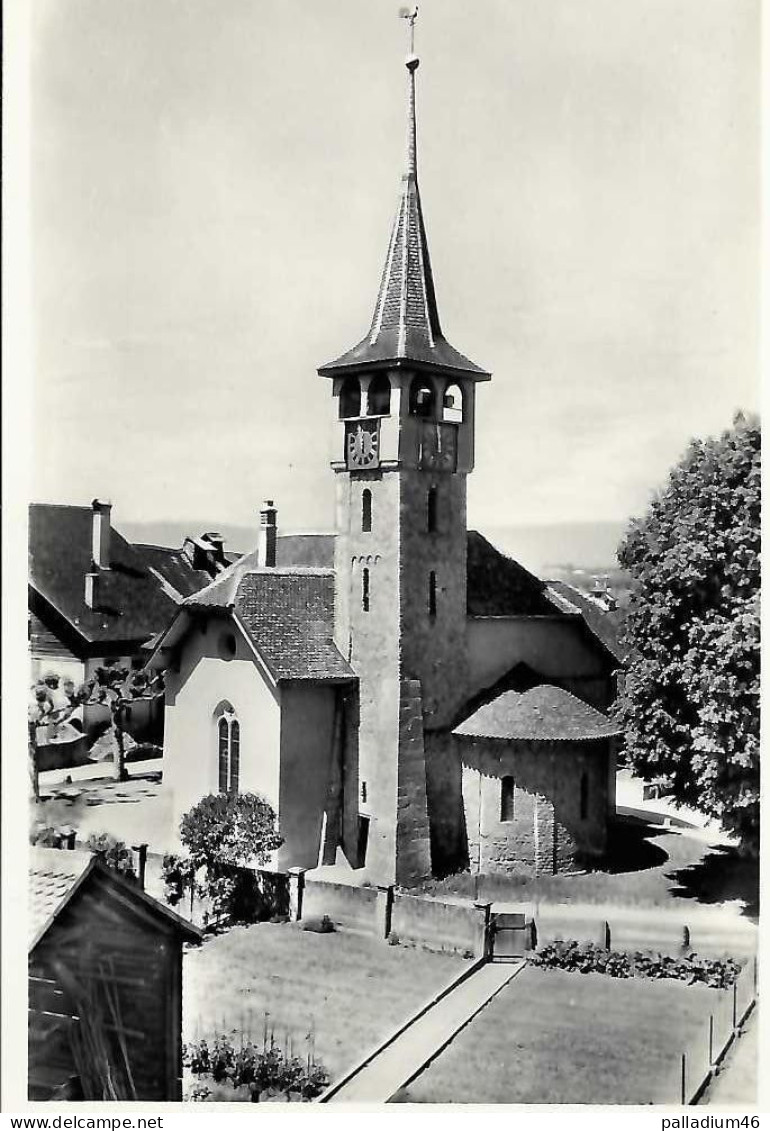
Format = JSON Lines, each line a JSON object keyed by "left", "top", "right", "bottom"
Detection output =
{"left": 162, "top": 619, "right": 281, "bottom": 851}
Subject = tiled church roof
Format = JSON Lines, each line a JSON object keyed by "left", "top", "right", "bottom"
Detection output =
{"left": 454, "top": 685, "right": 622, "bottom": 743}
{"left": 184, "top": 563, "right": 354, "bottom": 683}
{"left": 318, "top": 56, "right": 488, "bottom": 381}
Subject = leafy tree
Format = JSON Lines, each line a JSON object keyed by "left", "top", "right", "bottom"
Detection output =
{"left": 616, "top": 414, "right": 759, "bottom": 854}
{"left": 180, "top": 792, "right": 283, "bottom": 871}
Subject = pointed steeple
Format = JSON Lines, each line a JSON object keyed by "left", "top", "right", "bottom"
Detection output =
{"left": 319, "top": 29, "right": 489, "bottom": 380}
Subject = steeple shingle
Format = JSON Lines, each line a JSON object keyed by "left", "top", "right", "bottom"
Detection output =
{"left": 319, "top": 49, "right": 489, "bottom": 380}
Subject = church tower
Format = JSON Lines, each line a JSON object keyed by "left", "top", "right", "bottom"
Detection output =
{"left": 318, "top": 18, "right": 491, "bottom": 885}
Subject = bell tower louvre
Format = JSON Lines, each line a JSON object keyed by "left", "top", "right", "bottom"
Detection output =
{"left": 317, "top": 12, "right": 491, "bottom": 886}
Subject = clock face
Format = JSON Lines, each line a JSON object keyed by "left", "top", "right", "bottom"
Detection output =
{"left": 347, "top": 422, "right": 380, "bottom": 469}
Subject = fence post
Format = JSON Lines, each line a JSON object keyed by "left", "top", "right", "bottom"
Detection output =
{"left": 474, "top": 901, "right": 492, "bottom": 959}
{"left": 132, "top": 843, "right": 148, "bottom": 890}
{"left": 288, "top": 867, "right": 307, "bottom": 923}
{"left": 376, "top": 885, "right": 394, "bottom": 939}
{"left": 680, "top": 1052, "right": 687, "bottom": 1105}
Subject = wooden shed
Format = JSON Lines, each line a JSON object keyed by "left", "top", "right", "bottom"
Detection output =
{"left": 28, "top": 847, "right": 201, "bottom": 1102}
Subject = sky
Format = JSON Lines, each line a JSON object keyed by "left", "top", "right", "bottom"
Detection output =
{"left": 27, "top": 0, "right": 760, "bottom": 539}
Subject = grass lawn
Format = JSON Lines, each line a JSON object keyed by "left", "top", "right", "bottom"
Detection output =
{"left": 183, "top": 921, "right": 465, "bottom": 1083}
{"left": 421, "top": 819, "right": 758, "bottom": 920}
{"left": 394, "top": 965, "right": 723, "bottom": 1105}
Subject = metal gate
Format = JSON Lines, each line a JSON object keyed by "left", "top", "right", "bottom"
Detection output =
{"left": 489, "top": 906, "right": 532, "bottom": 961}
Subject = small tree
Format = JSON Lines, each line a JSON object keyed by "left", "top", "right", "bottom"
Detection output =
{"left": 174, "top": 793, "right": 283, "bottom": 927}
{"left": 616, "top": 414, "right": 760, "bottom": 853}
{"left": 180, "top": 793, "right": 283, "bottom": 871}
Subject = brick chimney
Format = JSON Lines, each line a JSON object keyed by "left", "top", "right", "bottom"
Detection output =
{"left": 91, "top": 498, "right": 112, "bottom": 569}
{"left": 258, "top": 500, "right": 277, "bottom": 568}
{"left": 84, "top": 570, "right": 99, "bottom": 609}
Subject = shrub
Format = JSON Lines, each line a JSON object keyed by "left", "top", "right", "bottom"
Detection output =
{"left": 162, "top": 853, "right": 197, "bottom": 907}
{"left": 530, "top": 939, "right": 741, "bottom": 988}
{"left": 180, "top": 792, "right": 282, "bottom": 871}
{"left": 85, "top": 832, "right": 136, "bottom": 879}
{"left": 301, "top": 915, "right": 335, "bottom": 934}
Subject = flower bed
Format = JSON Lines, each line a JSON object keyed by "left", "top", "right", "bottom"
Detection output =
{"left": 184, "top": 1034, "right": 329, "bottom": 1103}
{"left": 529, "top": 939, "right": 741, "bottom": 988}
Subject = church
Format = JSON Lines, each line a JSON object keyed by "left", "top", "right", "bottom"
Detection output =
{"left": 148, "top": 35, "right": 624, "bottom": 888}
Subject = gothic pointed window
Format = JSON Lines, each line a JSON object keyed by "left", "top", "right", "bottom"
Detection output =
{"left": 362, "top": 489, "right": 372, "bottom": 532}
{"left": 339, "top": 376, "right": 361, "bottom": 420}
{"left": 367, "top": 374, "right": 391, "bottom": 416}
{"left": 215, "top": 702, "right": 240, "bottom": 794}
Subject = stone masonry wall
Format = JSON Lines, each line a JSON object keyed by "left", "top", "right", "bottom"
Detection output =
{"left": 459, "top": 736, "right": 611, "bottom": 876}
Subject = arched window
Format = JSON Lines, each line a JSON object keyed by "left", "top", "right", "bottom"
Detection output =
{"left": 427, "top": 485, "right": 438, "bottom": 533}
{"left": 580, "top": 771, "right": 589, "bottom": 820}
{"left": 367, "top": 373, "right": 391, "bottom": 416}
{"left": 362, "top": 567, "right": 370, "bottom": 612}
{"left": 409, "top": 377, "right": 436, "bottom": 418}
{"left": 339, "top": 376, "right": 361, "bottom": 419}
{"left": 443, "top": 383, "right": 463, "bottom": 423}
{"left": 500, "top": 776, "right": 514, "bottom": 822}
{"left": 428, "top": 571, "right": 437, "bottom": 618}
{"left": 362, "top": 489, "right": 372, "bottom": 532}
{"left": 215, "top": 703, "right": 240, "bottom": 794}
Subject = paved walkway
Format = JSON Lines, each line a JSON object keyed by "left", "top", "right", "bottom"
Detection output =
{"left": 322, "top": 960, "right": 525, "bottom": 1103}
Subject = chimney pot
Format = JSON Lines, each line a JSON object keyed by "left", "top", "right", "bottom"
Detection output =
{"left": 85, "top": 570, "right": 99, "bottom": 609}
{"left": 258, "top": 500, "right": 277, "bottom": 568}
{"left": 91, "top": 498, "right": 112, "bottom": 569}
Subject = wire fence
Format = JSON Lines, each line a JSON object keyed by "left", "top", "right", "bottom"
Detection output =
{"left": 679, "top": 955, "right": 757, "bottom": 1105}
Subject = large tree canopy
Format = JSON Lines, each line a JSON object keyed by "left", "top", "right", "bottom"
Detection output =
{"left": 616, "top": 415, "right": 760, "bottom": 854}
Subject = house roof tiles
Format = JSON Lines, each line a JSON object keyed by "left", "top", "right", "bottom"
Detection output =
{"left": 29, "top": 505, "right": 180, "bottom": 649}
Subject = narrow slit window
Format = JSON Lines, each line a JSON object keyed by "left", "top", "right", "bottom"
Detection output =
{"left": 580, "top": 771, "right": 589, "bottom": 820}
{"left": 427, "top": 486, "right": 438, "bottom": 533}
{"left": 500, "top": 776, "right": 514, "bottom": 822}
{"left": 428, "top": 571, "right": 437, "bottom": 618}
{"left": 362, "top": 567, "right": 370, "bottom": 612}
{"left": 362, "top": 489, "right": 372, "bottom": 532}
{"left": 361, "top": 780, "right": 368, "bottom": 804}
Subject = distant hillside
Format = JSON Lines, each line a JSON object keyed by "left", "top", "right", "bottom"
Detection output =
{"left": 122, "top": 517, "right": 628, "bottom": 577}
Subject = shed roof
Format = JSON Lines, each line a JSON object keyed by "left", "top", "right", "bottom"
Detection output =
{"left": 454, "top": 685, "right": 623, "bottom": 743}
{"left": 29, "top": 847, "right": 201, "bottom": 951}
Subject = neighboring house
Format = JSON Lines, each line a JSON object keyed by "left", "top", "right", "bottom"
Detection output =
{"left": 28, "top": 501, "right": 231, "bottom": 684}
{"left": 28, "top": 847, "right": 200, "bottom": 1101}
{"left": 148, "top": 46, "right": 626, "bottom": 885}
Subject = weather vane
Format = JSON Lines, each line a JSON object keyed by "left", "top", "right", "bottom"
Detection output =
{"left": 398, "top": 6, "right": 419, "bottom": 55}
